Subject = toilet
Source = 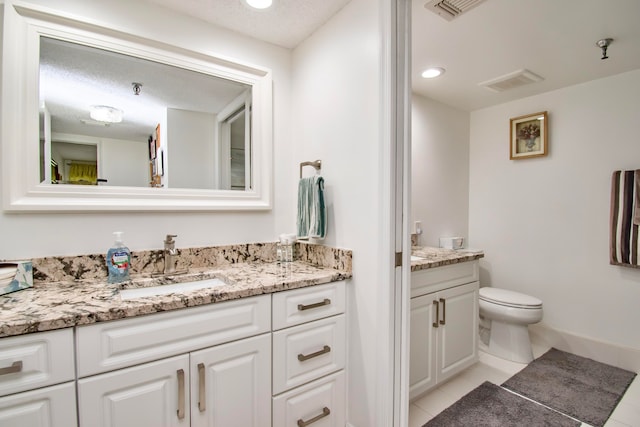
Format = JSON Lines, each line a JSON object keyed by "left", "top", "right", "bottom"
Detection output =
{"left": 478, "top": 287, "right": 543, "bottom": 364}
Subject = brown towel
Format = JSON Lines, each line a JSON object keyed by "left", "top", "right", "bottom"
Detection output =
{"left": 610, "top": 170, "right": 640, "bottom": 267}
{"left": 635, "top": 170, "right": 640, "bottom": 226}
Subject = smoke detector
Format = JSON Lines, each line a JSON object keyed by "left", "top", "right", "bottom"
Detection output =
{"left": 424, "top": 0, "right": 488, "bottom": 21}
{"left": 478, "top": 69, "right": 544, "bottom": 93}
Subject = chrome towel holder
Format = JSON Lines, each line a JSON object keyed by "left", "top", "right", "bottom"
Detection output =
{"left": 299, "top": 160, "right": 322, "bottom": 178}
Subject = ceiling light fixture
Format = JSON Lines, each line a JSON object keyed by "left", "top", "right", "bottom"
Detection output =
{"left": 90, "top": 105, "right": 123, "bottom": 123}
{"left": 421, "top": 67, "right": 445, "bottom": 79}
{"left": 245, "top": 0, "right": 272, "bottom": 9}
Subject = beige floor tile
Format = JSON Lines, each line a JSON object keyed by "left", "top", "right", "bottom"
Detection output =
{"left": 408, "top": 403, "right": 432, "bottom": 427}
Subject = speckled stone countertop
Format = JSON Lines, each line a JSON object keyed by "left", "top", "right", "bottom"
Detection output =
{"left": 411, "top": 246, "right": 484, "bottom": 272}
{"left": 0, "top": 242, "right": 352, "bottom": 338}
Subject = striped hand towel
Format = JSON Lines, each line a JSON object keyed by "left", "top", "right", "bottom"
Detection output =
{"left": 610, "top": 170, "right": 640, "bottom": 267}
{"left": 296, "top": 175, "right": 326, "bottom": 240}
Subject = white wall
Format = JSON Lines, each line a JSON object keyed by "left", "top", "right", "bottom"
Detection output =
{"left": 469, "top": 70, "right": 640, "bottom": 350}
{"left": 411, "top": 93, "right": 470, "bottom": 247}
{"left": 100, "top": 137, "right": 148, "bottom": 187}
{"left": 292, "top": 0, "right": 389, "bottom": 425}
{"left": 0, "top": 0, "right": 293, "bottom": 258}
{"left": 167, "top": 108, "right": 216, "bottom": 190}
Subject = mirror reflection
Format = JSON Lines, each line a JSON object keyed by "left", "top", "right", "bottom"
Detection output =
{"left": 39, "top": 37, "right": 252, "bottom": 190}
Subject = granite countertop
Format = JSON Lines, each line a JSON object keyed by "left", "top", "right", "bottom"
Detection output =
{"left": 411, "top": 246, "right": 484, "bottom": 272}
{"left": 0, "top": 242, "right": 352, "bottom": 338}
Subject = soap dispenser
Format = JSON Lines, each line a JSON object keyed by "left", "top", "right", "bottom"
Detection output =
{"left": 106, "top": 231, "right": 131, "bottom": 283}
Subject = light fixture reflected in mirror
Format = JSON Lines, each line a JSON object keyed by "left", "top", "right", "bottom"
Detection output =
{"left": 245, "top": 0, "right": 272, "bottom": 9}
{"left": 89, "top": 105, "right": 123, "bottom": 123}
{"left": 421, "top": 67, "right": 445, "bottom": 78}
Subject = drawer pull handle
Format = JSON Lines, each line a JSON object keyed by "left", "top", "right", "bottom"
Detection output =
{"left": 298, "top": 345, "right": 331, "bottom": 362}
{"left": 439, "top": 297, "right": 446, "bottom": 325}
{"left": 298, "top": 298, "right": 331, "bottom": 311}
{"left": 0, "top": 361, "right": 23, "bottom": 376}
{"left": 198, "top": 362, "right": 206, "bottom": 412}
{"left": 297, "top": 407, "right": 330, "bottom": 427}
{"left": 177, "top": 369, "right": 185, "bottom": 420}
{"left": 432, "top": 300, "right": 439, "bottom": 328}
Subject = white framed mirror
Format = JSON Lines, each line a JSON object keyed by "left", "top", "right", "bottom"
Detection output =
{"left": 2, "top": 2, "right": 273, "bottom": 211}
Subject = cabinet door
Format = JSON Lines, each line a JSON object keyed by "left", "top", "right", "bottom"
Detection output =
{"left": 436, "top": 281, "right": 478, "bottom": 383}
{"left": 409, "top": 294, "right": 437, "bottom": 400}
{"left": 0, "top": 382, "right": 77, "bottom": 427}
{"left": 190, "top": 333, "right": 271, "bottom": 427}
{"left": 78, "top": 355, "right": 189, "bottom": 427}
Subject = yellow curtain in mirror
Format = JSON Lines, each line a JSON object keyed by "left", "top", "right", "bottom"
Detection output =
{"left": 68, "top": 162, "right": 97, "bottom": 185}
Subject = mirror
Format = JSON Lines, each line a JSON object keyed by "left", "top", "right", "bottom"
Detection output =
{"left": 39, "top": 37, "right": 252, "bottom": 190}
{"left": 2, "top": 3, "right": 272, "bottom": 211}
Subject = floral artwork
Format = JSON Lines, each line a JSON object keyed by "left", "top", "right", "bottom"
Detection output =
{"left": 510, "top": 111, "right": 548, "bottom": 159}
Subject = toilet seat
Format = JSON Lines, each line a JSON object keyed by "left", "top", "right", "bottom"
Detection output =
{"left": 479, "top": 287, "right": 542, "bottom": 309}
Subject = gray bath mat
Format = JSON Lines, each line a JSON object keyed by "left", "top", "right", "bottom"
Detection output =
{"left": 423, "top": 381, "right": 580, "bottom": 426}
{"left": 502, "top": 348, "right": 636, "bottom": 427}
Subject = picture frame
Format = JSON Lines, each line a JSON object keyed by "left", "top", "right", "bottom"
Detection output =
{"left": 510, "top": 111, "right": 548, "bottom": 159}
{"left": 148, "top": 135, "right": 156, "bottom": 160}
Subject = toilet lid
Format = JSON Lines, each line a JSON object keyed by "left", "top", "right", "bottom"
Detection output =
{"left": 479, "top": 287, "right": 542, "bottom": 308}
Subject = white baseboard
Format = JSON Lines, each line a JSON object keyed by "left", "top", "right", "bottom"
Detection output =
{"left": 529, "top": 323, "right": 640, "bottom": 373}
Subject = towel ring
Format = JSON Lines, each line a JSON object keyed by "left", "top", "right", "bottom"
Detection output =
{"left": 299, "top": 160, "right": 322, "bottom": 178}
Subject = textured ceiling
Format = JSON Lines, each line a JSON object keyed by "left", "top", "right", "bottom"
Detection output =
{"left": 40, "top": 37, "right": 250, "bottom": 141}
{"left": 144, "top": 0, "right": 352, "bottom": 49}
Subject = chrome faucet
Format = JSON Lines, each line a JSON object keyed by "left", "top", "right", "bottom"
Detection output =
{"left": 163, "top": 234, "right": 178, "bottom": 274}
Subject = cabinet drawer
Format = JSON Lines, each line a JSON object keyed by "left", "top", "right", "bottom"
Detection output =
{"left": 0, "top": 381, "right": 77, "bottom": 427}
{"left": 273, "top": 314, "right": 345, "bottom": 395}
{"left": 273, "top": 371, "right": 345, "bottom": 427}
{"left": 411, "top": 261, "right": 478, "bottom": 298}
{"left": 272, "top": 281, "right": 345, "bottom": 330}
{"left": 76, "top": 295, "right": 270, "bottom": 377}
{"left": 0, "top": 329, "right": 74, "bottom": 397}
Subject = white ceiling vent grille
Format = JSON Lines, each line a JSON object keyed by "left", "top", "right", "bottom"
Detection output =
{"left": 424, "top": 0, "right": 488, "bottom": 21}
{"left": 478, "top": 69, "right": 545, "bottom": 93}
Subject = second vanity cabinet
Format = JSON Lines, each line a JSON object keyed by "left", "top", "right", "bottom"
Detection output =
{"left": 409, "top": 261, "right": 479, "bottom": 400}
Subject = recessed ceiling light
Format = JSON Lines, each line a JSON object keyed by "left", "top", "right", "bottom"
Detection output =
{"left": 421, "top": 67, "right": 445, "bottom": 79}
{"left": 245, "top": 0, "right": 272, "bottom": 9}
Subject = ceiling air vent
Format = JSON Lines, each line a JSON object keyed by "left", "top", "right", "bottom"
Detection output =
{"left": 424, "top": 0, "right": 488, "bottom": 21}
{"left": 478, "top": 69, "right": 544, "bottom": 93}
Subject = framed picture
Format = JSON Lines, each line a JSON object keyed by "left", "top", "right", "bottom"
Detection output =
{"left": 148, "top": 135, "right": 156, "bottom": 160}
{"left": 510, "top": 111, "right": 548, "bottom": 159}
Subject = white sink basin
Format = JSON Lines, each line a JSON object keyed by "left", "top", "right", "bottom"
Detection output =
{"left": 119, "top": 277, "right": 227, "bottom": 300}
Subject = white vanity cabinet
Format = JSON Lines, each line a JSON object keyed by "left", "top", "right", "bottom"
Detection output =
{"left": 409, "top": 261, "right": 479, "bottom": 400}
{"left": 271, "top": 281, "right": 346, "bottom": 427}
{"left": 0, "top": 329, "right": 77, "bottom": 427}
{"left": 76, "top": 295, "right": 272, "bottom": 427}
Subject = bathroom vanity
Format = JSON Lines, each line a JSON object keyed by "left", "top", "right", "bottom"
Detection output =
{"left": 409, "top": 247, "right": 484, "bottom": 400}
{"left": 0, "top": 243, "right": 351, "bottom": 427}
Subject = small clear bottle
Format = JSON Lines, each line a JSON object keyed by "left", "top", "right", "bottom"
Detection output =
{"left": 277, "top": 234, "right": 296, "bottom": 263}
{"left": 106, "top": 231, "right": 131, "bottom": 283}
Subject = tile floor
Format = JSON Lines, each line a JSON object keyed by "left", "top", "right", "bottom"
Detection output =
{"left": 409, "top": 343, "right": 640, "bottom": 427}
